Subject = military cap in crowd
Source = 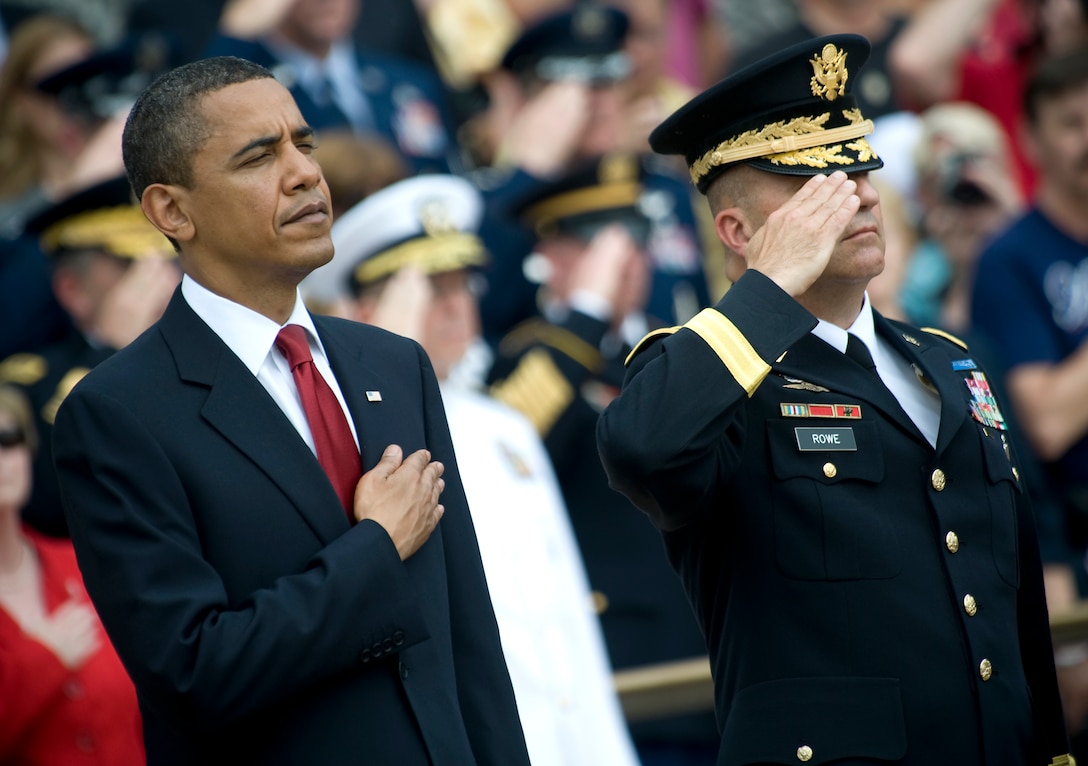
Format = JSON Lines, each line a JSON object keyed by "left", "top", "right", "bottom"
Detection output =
{"left": 34, "top": 33, "right": 175, "bottom": 124}
{"left": 650, "top": 33, "right": 884, "bottom": 194}
{"left": 500, "top": 4, "right": 630, "bottom": 86}
{"left": 302, "top": 174, "right": 488, "bottom": 304}
{"left": 26, "top": 174, "right": 172, "bottom": 261}
{"left": 513, "top": 152, "right": 650, "bottom": 247}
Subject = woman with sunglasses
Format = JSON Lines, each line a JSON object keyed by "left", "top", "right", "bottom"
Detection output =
{"left": 0, "top": 384, "right": 144, "bottom": 764}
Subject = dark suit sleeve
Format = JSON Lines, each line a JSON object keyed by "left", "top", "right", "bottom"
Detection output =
{"left": 597, "top": 270, "right": 816, "bottom": 530}
{"left": 52, "top": 386, "right": 432, "bottom": 731}
{"left": 413, "top": 345, "right": 531, "bottom": 765}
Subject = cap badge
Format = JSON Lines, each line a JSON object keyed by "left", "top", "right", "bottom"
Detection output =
{"left": 810, "top": 43, "right": 848, "bottom": 102}
{"left": 573, "top": 6, "right": 607, "bottom": 39}
{"left": 419, "top": 199, "right": 455, "bottom": 237}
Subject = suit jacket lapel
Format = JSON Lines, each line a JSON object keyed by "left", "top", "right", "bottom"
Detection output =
{"left": 875, "top": 320, "right": 970, "bottom": 457}
{"left": 159, "top": 292, "right": 347, "bottom": 545}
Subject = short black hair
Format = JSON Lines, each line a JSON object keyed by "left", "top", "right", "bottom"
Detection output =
{"left": 122, "top": 56, "right": 273, "bottom": 200}
{"left": 1024, "top": 48, "right": 1088, "bottom": 124}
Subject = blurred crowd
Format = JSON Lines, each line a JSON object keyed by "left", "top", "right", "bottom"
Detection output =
{"left": 2, "top": 0, "right": 1088, "bottom": 763}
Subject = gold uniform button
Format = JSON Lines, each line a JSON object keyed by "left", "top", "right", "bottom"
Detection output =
{"left": 945, "top": 531, "right": 960, "bottom": 553}
{"left": 797, "top": 745, "right": 813, "bottom": 762}
{"left": 964, "top": 594, "right": 978, "bottom": 616}
{"left": 823, "top": 462, "right": 837, "bottom": 479}
{"left": 980, "top": 659, "right": 993, "bottom": 681}
{"left": 931, "top": 468, "right": 947, "bottom": 491}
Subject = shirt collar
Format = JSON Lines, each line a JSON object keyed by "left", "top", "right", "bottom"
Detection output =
{"left": 811, "top": 292, "right": 876, "bottom": 355}
{"left": 181, "top": 274, "right": 324, "bottom": 375}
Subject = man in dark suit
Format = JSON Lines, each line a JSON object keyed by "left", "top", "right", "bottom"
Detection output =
{"left": 50, "top": 55, "right": 529, "bottom": 766}
{"left": 596, "top": 34, "right": 1076, "bottom": 764}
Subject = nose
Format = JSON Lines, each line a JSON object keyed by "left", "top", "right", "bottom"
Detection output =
{"left": 851, "top": 172, "right": 881, "bottom": 209}
{"left": 285, "top": 143, "right": 322, "bottom": 192}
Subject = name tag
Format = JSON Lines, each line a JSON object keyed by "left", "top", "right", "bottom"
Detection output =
{"left": 795, "top": 427, "right": 857, "bottom": 451}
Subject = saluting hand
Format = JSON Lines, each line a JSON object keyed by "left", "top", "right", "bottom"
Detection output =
{"left": 746, "top": 170, "right": 860, "bottom": 298}
{"left": 352, "top": 445, "right": 445, "bottom": 561}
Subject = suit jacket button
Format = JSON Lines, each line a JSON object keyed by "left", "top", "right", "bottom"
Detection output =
{"left": 796, "top": 744, "right": 813, "bottom": 762}
{"left": 945, "top": 530, "right": 959, "bottom": 553}
{"left": 371, "top": 642, "right": 384, "bottom": 657}
{"left": 963, "top": 593, "right": 978, "bottom": 616}
{"left": 383, "top": 637, "right": 395, "bottom": 653}
{"left": 931, "top": 468, "right": 947, "bottom": 491}
{"left": 360, "top": 648, "right": 372, "bottom": 663}
{"left": 393, "top": 630, "right": 405, "bottom": 646}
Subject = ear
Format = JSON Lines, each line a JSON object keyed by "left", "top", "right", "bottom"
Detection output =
{"left": 141, "top": 184, "right": 194, "bottom": 244}
{"left": 714, "top": 206, "right": 754, "bottom": 259}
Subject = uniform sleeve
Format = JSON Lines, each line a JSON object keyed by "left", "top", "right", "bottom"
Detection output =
{"left": 52, "top": 386, "right": 432, "bottom": 732}
{"left": 597, "top": 270, "right": 816, "bottom": 530}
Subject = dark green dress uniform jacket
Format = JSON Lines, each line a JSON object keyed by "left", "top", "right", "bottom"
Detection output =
{"left": 597, "top": 270, "right": 1073, "bottom": 765}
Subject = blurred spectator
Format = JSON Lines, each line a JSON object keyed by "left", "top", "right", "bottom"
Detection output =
{"left": 661, "top": 0, "right": 730, "bottom": 90}
{"left": 321, "top": 173, "right": 642, "bottom": 766}
{"left": 488, "top": 153, "right": 719, "bottom": 765}
{"left": 891, "top": 0, "right": 1088, "bottom": 196}
{"left": 0, "top": 175, "right": 179, "bottom": 538}
{"left": 466, "top": 5, "right": 712, "bottom": 351}
{"left": 899, "top": 102, "right": 1023, "bottom": 333}
{"left": 970, "top": 49, "right": 1088, "bottom": 648}
{"left": 206, "top": 0, "right": 461, "bottom": 175}
{"left": 713, "top": 0, "right": 799, "bottom": 62}
{"left": 0, "top": 13, "right": 94, "bottom": 238}
{"left": 728, "top": 0, "right": 910, "bottom": 121}
{"left": 311, "top": 128, "right": 409, "bottom": 218}
{"left": 0, "top": 384, "right": 144, "bottom": 764}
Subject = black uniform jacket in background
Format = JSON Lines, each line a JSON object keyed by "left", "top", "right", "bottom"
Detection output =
{"left": 597, "top": 270, "right": 1071, "bottom": 765}
{"left": 52, "top": 289, "right": 530, "bottom": 766}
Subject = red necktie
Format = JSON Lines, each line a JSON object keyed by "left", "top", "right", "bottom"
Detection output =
{"left": 275, "top": 324, "right": 362, "bottom": 520}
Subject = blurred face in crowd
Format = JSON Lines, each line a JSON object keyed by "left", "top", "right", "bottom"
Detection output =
{"left": 1026, "top": 80, "right": 1088, "bottom": 202}
{"left": 15, "top": 29, "right": 94, "bottom": 156}
{"left": 419, "top": 270, "right": 480, "bottom": 381}
{"left": 152, "top": 78, "right": 332, "bottom": 308}
{"left": 281, "top": 0, "right": 360, "bottom": 54}
{"left": 0, "top": 408, "right": 31, "bottom": 514}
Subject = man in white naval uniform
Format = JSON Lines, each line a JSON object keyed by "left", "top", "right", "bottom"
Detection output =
{"left": 302, "top": 174, "right": 640, "bottom": 766}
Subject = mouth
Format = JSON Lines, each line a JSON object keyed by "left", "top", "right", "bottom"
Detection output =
{"left": 844, "top": 225, "right": 879, "bottom": 241}
{"left": 283, "top": 199, "right": 329, "bottom": 226}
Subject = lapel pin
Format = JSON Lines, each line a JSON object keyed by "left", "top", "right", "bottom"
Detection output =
{"left": 366, "top": 391, "right": 383, "bottom": 402}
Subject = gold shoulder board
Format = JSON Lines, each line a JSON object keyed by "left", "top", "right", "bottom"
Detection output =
{"left": 0, "top": 353, "right": 48, "bottom": 386}
{"left": 920, "top": 327, "right": 968, "bottom": 351}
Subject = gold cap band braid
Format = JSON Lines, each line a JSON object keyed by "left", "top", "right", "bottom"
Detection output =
{"left": 521, "top": 180, "right": 642, "bottom": 232}
{"left": 353, "top": 232, "right": 487, "bottom": 285}
{"left": 689, "top": 111, "right": 876, "bottom": 187}
{"left": 40, "top": 205, "right": 173, "bottom": 259}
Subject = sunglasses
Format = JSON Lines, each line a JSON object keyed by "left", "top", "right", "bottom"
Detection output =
{"left": 0, "top": 428, "right": 26, "bottom": 449}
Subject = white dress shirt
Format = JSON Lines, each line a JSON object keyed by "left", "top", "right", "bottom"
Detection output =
{"left": 812, "top": 292, "right": 942, "bottom": 448}
{"left": 181, "top": 275, "right": 359, "bottom": 454}
{"left": 440, "top": 382, "right": 640, "bottom": 766}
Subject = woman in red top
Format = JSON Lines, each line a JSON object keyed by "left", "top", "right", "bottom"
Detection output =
{"left": 0, "top": 384, "right": 144, "bottom": 765}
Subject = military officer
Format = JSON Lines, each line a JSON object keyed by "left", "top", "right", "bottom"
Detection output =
{"left": 487, "top": 153, "right": 720, "bottom": 762}
{"left": 596, "top": 33, "right": 1076, "bottom": 765}
{"left": 0, "top": 175, "right": 178, "bottom": 536}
